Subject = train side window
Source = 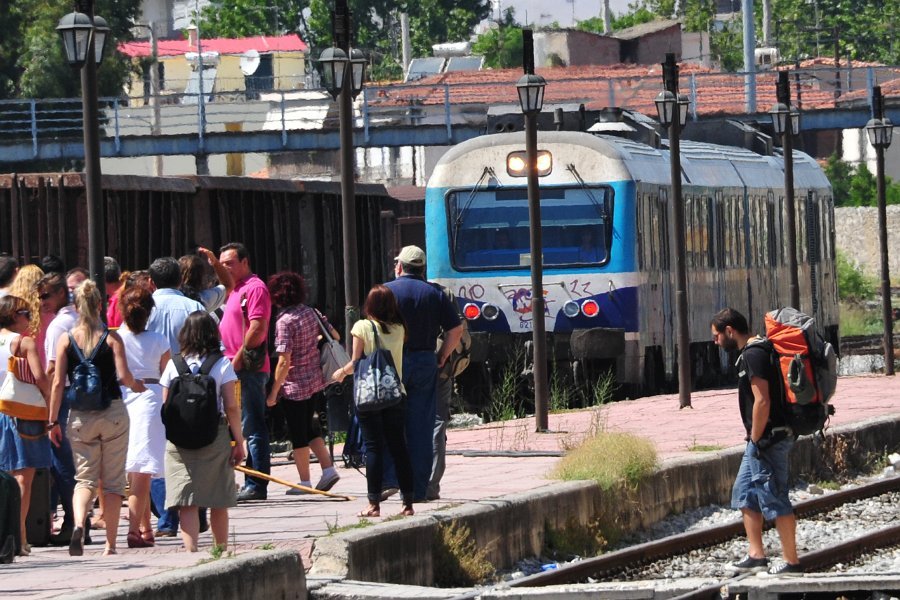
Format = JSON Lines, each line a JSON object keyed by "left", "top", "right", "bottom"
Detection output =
{"left": 658, "top": 190, "right": 670, "bottom": 270}
{"left": 797, "top": 197, "right": 808, "bottom": 264}
{"left": 702, "top": 196, "right": 713, "bottom": 267}
{"left": 636, "top": 195, "right": 644, "bottom": 270}
{"left": 766, "top": 194, "right": 778, "bottom": 267}
{"left": 685, "top": 194, "right": 695, "bottom": 268}
{"left": 807, "top": 191, "right": 821, "bottom": 265}
{"left": 713, "top": 192, "right": 726, "bottom": 268}
{"left": 748, "top": 196, "right": 759, "bottom": 267}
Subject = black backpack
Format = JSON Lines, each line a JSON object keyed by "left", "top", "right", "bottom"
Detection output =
{"left": 65, "top": 330, "right": 111, "bottom": 412}
{"left": 161, "top": 353, "right": 222, "bottom": 450}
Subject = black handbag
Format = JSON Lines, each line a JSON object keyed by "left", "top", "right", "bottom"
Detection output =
{"left": 240, "top": 293, "right": 266, "bottom": 372}
{"left": 353, "top": 321, "right": 402, "bottom": 413}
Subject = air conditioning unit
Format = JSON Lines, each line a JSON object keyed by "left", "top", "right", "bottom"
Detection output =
{"left": 755, "top": 47, "right": 779, "bottom": 69}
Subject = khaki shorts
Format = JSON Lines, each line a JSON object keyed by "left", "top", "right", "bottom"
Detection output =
{"left": 68, "top": 398, "right": 130, "bottom": 497}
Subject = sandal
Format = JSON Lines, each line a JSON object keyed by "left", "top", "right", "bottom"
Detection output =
{"left": 127, "top": 531, "right": 151, "bottom": 549}
{"left": 357, "top": 505, "right": 380, "bottom": 518}
{"left": 140, "top": 530, "right": 155, "bottom": 546}
{"left": 399, "top": 505, "right": 414, "bottom": 516}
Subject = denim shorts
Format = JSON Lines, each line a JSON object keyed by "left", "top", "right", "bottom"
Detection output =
{"left": 731, "top": 436, "right": 794, "bottom": 520}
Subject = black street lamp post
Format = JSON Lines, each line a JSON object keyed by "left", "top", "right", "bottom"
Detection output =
{"left": 517, "top": 29, "right": 549, "bottom": 432}
{"left": 866, "top": 86, "right": 895, "bottom": 376}
{"left": 770, "top": 70, "right": 802, "bottom": 310}
{"left": 319, "top": 0, "right": 367, "bottom": 342}
{"left": 57, "top": 1, "right": 109, "bottom": 307}
{"left": 655, "top": 53, "right": 692, "bottom": 409}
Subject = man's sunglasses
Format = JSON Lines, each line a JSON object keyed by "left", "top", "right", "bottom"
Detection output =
{"left": 38, "top": 291, "right": 58, "bottom": 300}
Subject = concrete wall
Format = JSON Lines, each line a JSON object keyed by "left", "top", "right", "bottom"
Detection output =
{"left": 65, "top": 550, "right": 306, "bottom": 600}
{"left": 834, "top": 206, "right": 900, "bottom": 279}
{"left": 310, "top": 416, "right": 900, "bottom": 587}
{"left": 534, "top": 31, "right": 619, "bottom": 67}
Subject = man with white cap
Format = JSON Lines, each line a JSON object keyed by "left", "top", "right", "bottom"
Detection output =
{"left": 383, "top": 245, "right": 463, "bottom": 502}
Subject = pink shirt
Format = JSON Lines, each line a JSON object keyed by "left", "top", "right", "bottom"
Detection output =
{"left": 219, "top": 274, "right": 271, "bottom": 373}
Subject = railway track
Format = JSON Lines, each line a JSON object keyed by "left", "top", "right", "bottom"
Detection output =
{"left": 840, "top": 333, "right": 900, "bottom": 355}
{"left": 507, "top": 475, "right": 900, "bottom": 589}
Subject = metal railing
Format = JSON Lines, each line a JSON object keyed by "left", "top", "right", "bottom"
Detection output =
{"left": 0, "top": 65, "right": 897, "bottom": 161}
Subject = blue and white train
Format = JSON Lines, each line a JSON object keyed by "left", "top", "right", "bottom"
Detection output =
{"left": 425, "top": 130, "right": 838, "bottom": 400}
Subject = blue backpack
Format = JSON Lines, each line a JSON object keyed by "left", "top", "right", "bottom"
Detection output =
{"left": 65, "top": 330, "right": 111, "bottom": 412}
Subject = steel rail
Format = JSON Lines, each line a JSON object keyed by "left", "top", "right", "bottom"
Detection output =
{"left": 511, "top": 475, "right": 900, "bottom": 587}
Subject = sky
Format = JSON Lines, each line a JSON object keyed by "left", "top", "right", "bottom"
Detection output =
{"left": 493, "top": 0, "right": 633, "bottom": 28}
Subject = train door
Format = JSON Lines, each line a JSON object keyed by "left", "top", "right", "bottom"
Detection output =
{"left": 637, "top": 185, "right": 672, "bottom": 386}
{"left": 658, "top": 188, "right": 674, "bottom": 379}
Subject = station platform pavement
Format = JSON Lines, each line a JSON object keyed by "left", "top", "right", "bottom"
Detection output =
{"left": 3, "top": 375, "right": 897, "bottom": 598}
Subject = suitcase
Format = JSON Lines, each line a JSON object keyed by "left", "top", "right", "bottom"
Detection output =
{"left": 25, "top": 467, "right": 51, "bottom": 547}
{"left": 0, "top": 470, "right": 21, "bottom": 561}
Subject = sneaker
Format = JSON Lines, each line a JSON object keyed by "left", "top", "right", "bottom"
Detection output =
{"left": 154, "top": 529, "right": 177, "bottom": 538}
{"left": 236, "top": 487, "right": 267, "bottom": 503}
{"left": 315, "top": 471, "right": 341, "bottom": 492}
{"left": 732, "top": 555, "right": 769, "bottom": 572}
{"left": 379, "top": 487, "right": 399, "bottom": 502}
{"left": 767, "top": 562, "right": 803, "bottom": 576}
{"left": 286, "top": 484, "right": 312, "bottom": 496}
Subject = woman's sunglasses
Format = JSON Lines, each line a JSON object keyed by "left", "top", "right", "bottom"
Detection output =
{"left": 16, "top": 309, "right": 31, "bottom": 320}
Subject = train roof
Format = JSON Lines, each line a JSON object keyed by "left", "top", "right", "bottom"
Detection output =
{"left": 429, "top": 131, "right": 830, "bottom": 193}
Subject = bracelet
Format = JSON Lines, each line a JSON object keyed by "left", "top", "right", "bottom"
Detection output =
{"left": 48, "top": 421, "right": 59, "bottom": 428}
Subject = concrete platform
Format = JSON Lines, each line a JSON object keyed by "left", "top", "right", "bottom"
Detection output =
{"left": 3, "top": 375, "right": 898, "bottom": 598}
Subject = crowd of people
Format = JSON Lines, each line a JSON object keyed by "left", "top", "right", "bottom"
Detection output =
{"left": 0, "top": 242, "right": 463, "bottom": 557}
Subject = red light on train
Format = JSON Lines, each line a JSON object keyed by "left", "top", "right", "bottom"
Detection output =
{"left": 463, "top": 303, "right": 481, "bottom": 320}
{"left": 581, "top": 299, "right": 600, "bottom": 317}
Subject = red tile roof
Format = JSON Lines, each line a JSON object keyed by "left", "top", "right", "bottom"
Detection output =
{"left": 367, "top": 62, "right": 900, "bottom": 119}
{"left": 118, "top": 34, "right": 307, "bottom": 58}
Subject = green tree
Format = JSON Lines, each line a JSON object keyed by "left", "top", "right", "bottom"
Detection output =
{"left": 306, "top": 0, "right": 490, "bottom": 82}
{"left": 848, "top": 163, "right": 877, "bottom": 206}
{"left": 5, "top": 0, "right": 141, "bottom": 99}
{"left": 824, "top": 153, "right": 853, "bottom": 207}
{"left": 200, "top": 0, "right": 308, "bottom": 38}
{"left": 471, "top": 8, "right": 523, "bottom": 69}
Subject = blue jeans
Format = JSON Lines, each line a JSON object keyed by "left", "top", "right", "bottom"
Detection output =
{"left": 50, "top": 399, "right": 76, "bottom": 528}
{"left": 358, "top": 403, "right": 414, "bottom": 505}
{"left": 731, "top": 436, "right": 795, "bottom": 521}
{"left": 383, "top": 352, "right": 437, "bottom": 500}
{"left": 428, "top": 373, "right": 452, "bottom": 499}
{"left": 239, "top": 370, "right": 270, "bottom": 494}
{"left": 151, "top": 477, "right": 178, "bottom": 532}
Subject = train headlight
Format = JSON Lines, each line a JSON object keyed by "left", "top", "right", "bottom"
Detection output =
{"left": 481, "top": 303, "right": 500, "bottom": 321}
{"left": 563, "top": 301, "right": 581, "bottom": 318}
{"left": 506, "top": 150, "right": 552, "bottom": 177}
{"left": 463, "top": 303, "right": 481, "bottom": 320}
{"left": 581, "top": 299, "right": 600, "bottom": 317}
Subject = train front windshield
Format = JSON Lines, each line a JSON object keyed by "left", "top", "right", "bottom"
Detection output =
{"left": 447, "top": 186, "right": 613, "bottom": 270}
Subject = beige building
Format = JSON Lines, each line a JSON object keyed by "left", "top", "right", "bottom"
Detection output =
{"left": 118, "top": 31, "right": 308, "bottom": 105}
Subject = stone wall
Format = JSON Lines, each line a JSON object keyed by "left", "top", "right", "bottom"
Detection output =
{"left": 834, "top": 206, "right": 900, "bottom": 279}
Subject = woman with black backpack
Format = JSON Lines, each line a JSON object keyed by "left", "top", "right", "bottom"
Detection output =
{"left": 160, "top": 311, "right": 245, "bottom": 552}
{"left": 48, "top": 280, "right": 145, "bottom": 556}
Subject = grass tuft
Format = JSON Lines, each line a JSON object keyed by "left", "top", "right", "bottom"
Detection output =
{"left": 544, "top": 516, "right": 608, "bottom": 560}
{"left": 552, "top": 431, "right": 657, "bottom": 490}
{"left": 433, "top": 521, "right": 495, "bottom": 587}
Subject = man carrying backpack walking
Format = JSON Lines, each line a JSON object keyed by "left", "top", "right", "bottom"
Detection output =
{"left": 711, "top": 307, "right": 802, "bottom": 576}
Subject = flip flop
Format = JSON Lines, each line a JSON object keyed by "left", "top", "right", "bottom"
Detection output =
{"left": 357, "top": 507, "right": 380, "bottom": 518}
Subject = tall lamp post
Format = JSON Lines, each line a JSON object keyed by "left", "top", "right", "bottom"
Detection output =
{"left": 866, "top": 86, "right": 895, "bottom": 376}
{"left": 57, "top": 2, "right": 109, "bottom": 308}
{"left": 516, "top": 29, "right": 549, "bottom": 432}
{"left": 319, "top": 0, "right": 367, "bottom": 341}
{"left": 769, "top": 70, "right": 802, "bottom": 310}
{"left": 655, "top": 53, "right": 692, "bottom": 409}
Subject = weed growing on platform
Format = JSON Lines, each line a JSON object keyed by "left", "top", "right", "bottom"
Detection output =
{"left": 588, "top": 370, "right": 617, "bottom": 407}
{"left": 687, "top": 437, "right": 725, "bottom": 452}
{"left": 487, "top": 355, "right": 523, "bottom": 422}
{"left": 257, "top": 542, "right": 276, "bottom": 550}
{"left": 551, "top": 432, "right": 657, "bottom": 490}
{"left": 326, "top": 514, "right": 373, "bottom": 534}
{"left": 549, "top": 367, "right": 574, "bottom": 412}
{"left": 433, "top": 521, "right": 495, "bottom": 586}
{"left": 544, "top": 516, "right": 608, "bottom": 559}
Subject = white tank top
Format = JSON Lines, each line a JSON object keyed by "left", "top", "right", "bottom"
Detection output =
{"left": 0, "top": 330, "right": 21, "bottom": 383}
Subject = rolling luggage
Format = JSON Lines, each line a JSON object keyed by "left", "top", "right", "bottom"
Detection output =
{"left": 0, "top": 470, "right": 21, "bottom": 562}
{"left": 25, "top": 467, "right": 51, "bottom": 547}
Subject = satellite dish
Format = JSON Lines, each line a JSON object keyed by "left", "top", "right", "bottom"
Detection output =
{"left": 240, "top": 49, "right": 261, "bottom": 76}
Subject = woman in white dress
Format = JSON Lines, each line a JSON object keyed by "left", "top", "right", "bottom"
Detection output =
{"left": 118, "top": 286, "right": 170, "bottom": 548}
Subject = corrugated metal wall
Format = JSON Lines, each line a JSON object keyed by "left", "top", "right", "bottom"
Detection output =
{"left": 0, "top": 173, "right": 391, "bottom": 331}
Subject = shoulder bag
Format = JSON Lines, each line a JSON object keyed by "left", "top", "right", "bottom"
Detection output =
{"left": 313, "top": 309, "right": 351, "bottom": 388}
{"left": 240, "top": 292, "right": 266, "bottom": 372}
{"left": 353, "top": 321, "right": 403, "bottom": 413}
{"left": 0, "top": 355, "right": 47, "bottom": 421}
